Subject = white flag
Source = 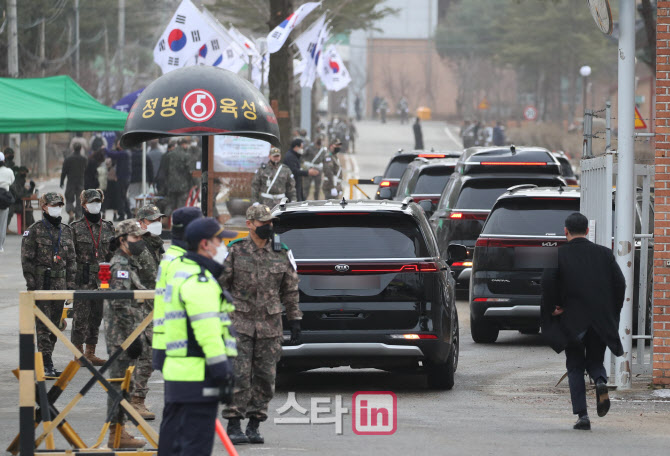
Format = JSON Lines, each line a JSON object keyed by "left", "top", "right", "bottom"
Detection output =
{"left": 228, "top": 25, "right": 261, "bottom": 63}
{"left": 252, "top": 53, "right": 269, "bottom": 89}
{"left": 267, "top": 2, "right": 321, "bottom": 54}
{"left": 199, "top": 8, "right": 248, "bottom": 73}
{"left": 153, "top": 0, "right": 215, "bottom": 74}
{"left": 294, "top": 13, "right": 329, "bottom": 88}
{"left": 318, "top": 45, "right": 352, "bottom": 92}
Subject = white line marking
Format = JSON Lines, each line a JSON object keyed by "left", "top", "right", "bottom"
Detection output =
{"left": 444, "top": 125, "right": 463, "bottom": 149}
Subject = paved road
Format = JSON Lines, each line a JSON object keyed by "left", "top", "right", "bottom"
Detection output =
{"left": 1, "top": 120, "right": 669, "bottom": 455}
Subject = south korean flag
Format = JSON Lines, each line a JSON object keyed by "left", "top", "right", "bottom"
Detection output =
{"left": 153, "top": 0, "right": 216, "bottom": 74}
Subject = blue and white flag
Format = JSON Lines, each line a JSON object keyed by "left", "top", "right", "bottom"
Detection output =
{"left": 267, "top": 2, "right": 321, "bottom": 54}
{"left": 294, "top": 13, "right": 329, "bottom": 88}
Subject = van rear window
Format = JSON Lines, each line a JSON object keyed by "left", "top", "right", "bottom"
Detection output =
{"left": 275, "top": 214, "right": 429, "bottom": 259}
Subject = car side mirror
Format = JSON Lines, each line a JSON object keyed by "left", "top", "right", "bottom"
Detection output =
{"left": 418, "top": 200, "right": 433, "bottom": 212}
{"left": 378, "top": 188, "right": 392, "bottom": 200}
{"left": 446, "top": 244, "right": 467, "bottom": 265}
{"left": 373, "top": 175, "right": 383, "bottom": 185}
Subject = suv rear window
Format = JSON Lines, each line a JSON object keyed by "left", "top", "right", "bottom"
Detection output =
{"left": 384, "top": 157, "right": 414, "bottom": 179}
{"left": 482, "top": 198, "right": 580, "bottom": 236}
{"left": 276, "top": 214, "right": 430, "bottom": 259}
{"left": 413, "top": 168, "right": 454, "bottom": 194}
{"left": 454, "top": 178, "right": 565, "bottom": 210}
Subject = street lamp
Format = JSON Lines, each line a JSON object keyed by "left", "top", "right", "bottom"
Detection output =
{"left": 580, "top": 65, "right": 592, "bottom": 111}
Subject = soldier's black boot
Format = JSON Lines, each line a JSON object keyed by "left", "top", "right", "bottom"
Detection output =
{"left": 246, "top": 418, "right": 264, "bottom": 444}
{"left": 43, "top": 354, "right": 61, "bottom": 378}
{"left": 227, "top": 418, "right": 249, "bottom": 445}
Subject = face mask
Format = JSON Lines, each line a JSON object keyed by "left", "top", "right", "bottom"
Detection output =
{"left": 127, "top": 239, "right": 146, "bottom": 256}
{"left": 146, "top": 221, "right": 162, "bottom": 236}
{"left": 255, "top": 224, "right": 273, "bottom": 240}
{"left": 333, "top": 147, "right": 341, "bottom": 154}
{"left": 213, "top": 243, "right": 228, "bottom": 264}
{"left": 86, "top": 202, "right": 102, "bottom": 214}
{"left": 295, "top": 148, "right": 304, "bottom": 156}
{"left": 47, "top": 206, "right": 62, "bottom": 218}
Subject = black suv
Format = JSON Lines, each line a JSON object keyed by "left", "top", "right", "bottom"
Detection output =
{"left": 429, "top": 146, "right": 566, "bottom": 291}
{"left": 374, "top": 150, "right": 462, "bottom": 200}
{"left": 390, "top": 157, "right": 458, "bottom": 215}
{"left": 553, "top": 151, "right": 579, "bottom": 186}
{"left": 273, "top": 198, "right": 462, "bottom": 389}
{"left": 468, "top": 185, "right": 653, "bottom": 343}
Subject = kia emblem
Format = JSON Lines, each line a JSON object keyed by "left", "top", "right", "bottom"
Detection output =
{"left": 542, "top": 241, "right": 557, "bottom": 247}
{"left": 335, "top": 264, "right": 350, "bottom": 273}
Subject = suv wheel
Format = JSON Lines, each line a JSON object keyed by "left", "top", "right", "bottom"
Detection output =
{"left": 470, "top": 314, "right": 499, "bottom": 343}
{"left": 427, "top": 318, "right": 458, "bottom": 390}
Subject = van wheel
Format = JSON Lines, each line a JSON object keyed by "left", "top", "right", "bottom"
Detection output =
{"left": 427, "top": 346, "right": 455, "bottom": 391}
{"left": 470, "top": 315, "right": 498, "bottom": 343}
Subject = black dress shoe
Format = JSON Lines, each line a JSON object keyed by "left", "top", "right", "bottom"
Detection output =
{"left": 573, "top": 415, "right": 591, "bottom": 430}
{"left": 596, "top": 381, "right": 610, "bottom": 417}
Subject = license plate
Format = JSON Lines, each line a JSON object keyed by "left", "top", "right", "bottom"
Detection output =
{"left": 310, "top": 275, "right": 381, "bottom": 290}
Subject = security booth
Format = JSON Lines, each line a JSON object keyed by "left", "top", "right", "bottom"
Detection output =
{"left": 16, "top": 65, "right": 280, "bottom": 456}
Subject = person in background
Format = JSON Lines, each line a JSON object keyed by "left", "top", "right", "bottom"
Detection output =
{"left": 147, "top": 140, "right": 164, "bottom": 183}
{"left": 282, "top": 138, "right": 319, "bottom": 202}
{"left": 413, "top": 117, "right": 424, "bottom": 150}
{"left": 0, "top": 151, "right": 16, "bottom": 252}
{"left": 251, "top": 148, "right": 296, "bottom": 207}
{"left": 61, "top": 143, "right": 88, "bottom": 223}
{"left": 493, "top": 121, "right": 506, "bottom": 146}
{"left": 128, "top": 146, "right": 154, "bottom": 209}
{"left": 107, "top": 139, "right": 133, "bottom": 221}
{"left": 8, "top": 166, "right": 35, "bottom": 232}
{"left": 69, "top": 132, "right": 88, "bottom": 154}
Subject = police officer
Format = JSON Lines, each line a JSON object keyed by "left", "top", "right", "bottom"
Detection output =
{"left": 251, "top": 147, "right": 297, "bottom": 207}
{"left": 21, "top": 192, "right": 76, "bottom": 377}
{"left": 129, "top": 204, "right": 166, "bottom": 420}
{"left": 70, "top": 189, "right": 114, "bottom": 366}
{"left": 105, "top": 219, "right": 149, "bottom": 449}
{"left": 152, "top": 206, "right": 203, "bottom": 372}
{"left": 322, "top": 139, "right": 344, "bottom": 199}
{"left": 220, "top": 204, "right": 302, "bottom": 444}
{"left": 159, "top": 218, "right": 237, "bottom": 456}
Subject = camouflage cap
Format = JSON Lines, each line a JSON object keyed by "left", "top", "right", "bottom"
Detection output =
{"left": 137, "top": 204, "right": 164, "bottom": 221}
{"left": 270, "top": 147, "right": 281, "bottom": 157}
{"left": 39, "top": 192, "right": 64, "bottom": 206}
{"left": 80, "top": 188, "right": 104, "bottom": 205}
{"left": 246, "top": 203, "right": 275, "bottom": 222}
{"left": 115, "top": 219, "right": 147, "bottom": 238}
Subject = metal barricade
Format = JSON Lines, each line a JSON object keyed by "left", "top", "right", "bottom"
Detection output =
{"left": 16, "top": 290, "right": 157, "bottom": 456}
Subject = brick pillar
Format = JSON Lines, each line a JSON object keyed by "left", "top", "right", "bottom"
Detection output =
{"left": 654, "top": 3, "right": 670, "bottom": 385}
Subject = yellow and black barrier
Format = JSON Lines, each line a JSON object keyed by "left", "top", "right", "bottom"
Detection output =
{"left": 348, "top": 178, "right": 377, "bottom": 200}
{"left": 17, "top": 290, "right": 157, "bottom": 456}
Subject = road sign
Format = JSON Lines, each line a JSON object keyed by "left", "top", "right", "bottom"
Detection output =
{"left": 523, "top": 105, "right": 538, "bottom": 121}
{"left": 634, "top": 106, "right": 647, "bottom": 129}
{"left": 478, "top": 98, "right": 490, "bottom": 111}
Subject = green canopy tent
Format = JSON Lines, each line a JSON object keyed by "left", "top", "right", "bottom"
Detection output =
{"left": 0, "top": 75, "right": 128, "bottom": 133}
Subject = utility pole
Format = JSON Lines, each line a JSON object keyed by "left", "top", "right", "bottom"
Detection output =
{"left": 8, "top": 0, "right": 21, "bottom": 166}
{"left": 39, "top": 20, "right": 47, "bottom": 177}
{"left": 104, "top": 25, "right": 110, "bottom": 104}
{"left": 425, "top": 0, "right": 433, "bottom": 110}
{"left": 74, "top": 0, "right": 80, "bottom": 81}
{"left": 117, "top": 0, "right": 126, "bottom": 99}
{"left": 614, "top": 0, "right": 636, "bottom": 390}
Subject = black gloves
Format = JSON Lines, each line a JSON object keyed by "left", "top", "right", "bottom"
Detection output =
{"left": 217, "top": 360, "right": 235, "bottom": 404}
{"left": 288, "top": 320, "right": 302, "bottom": 345}
{"left": 127, "top": 336, "right": 143, "bottom": 359}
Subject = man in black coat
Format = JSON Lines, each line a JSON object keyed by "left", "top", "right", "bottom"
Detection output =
{"left": 60, "top": 143, "right": 88, "bottom": 222}
{"left": 541, "top": 212, "right": 625, "bottom": 431}
{"left": 282, "top": 138, "right": 319, "bottom": 201}
{"left": 413, "top": 117, "right": 424, "bottom": 150}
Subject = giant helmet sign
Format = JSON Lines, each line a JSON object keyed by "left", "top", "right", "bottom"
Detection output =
{"left": 120, "top": 65, "right": 280, "bottom": 148}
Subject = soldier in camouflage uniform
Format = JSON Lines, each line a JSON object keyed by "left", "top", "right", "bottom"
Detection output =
{"left": 220, "top": 204, "right": 302, "bottom": 444}
{"left": 21, "top": 192, "right": 77, "bottom": 377}
{"left": 70, "top": 189, "right": 115, "bottom": 366}
{"left": 165, "top": 137, "right": 195, "bottom": 215}
{"left": 322, "top": 139, "right": 344, "bottom": 199}
{"left": 251, "top": 148, "right": 297, "bottom": 207}
{"left": 129, "top": 204, "right": 166, "bottom": 420}
{"left": 104, "top": 219, "right": 148, "bottom": 449}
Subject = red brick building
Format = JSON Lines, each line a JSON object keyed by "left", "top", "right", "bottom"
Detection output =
{"left": 654, "top": 2, "right": 670, "bottom": 385}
